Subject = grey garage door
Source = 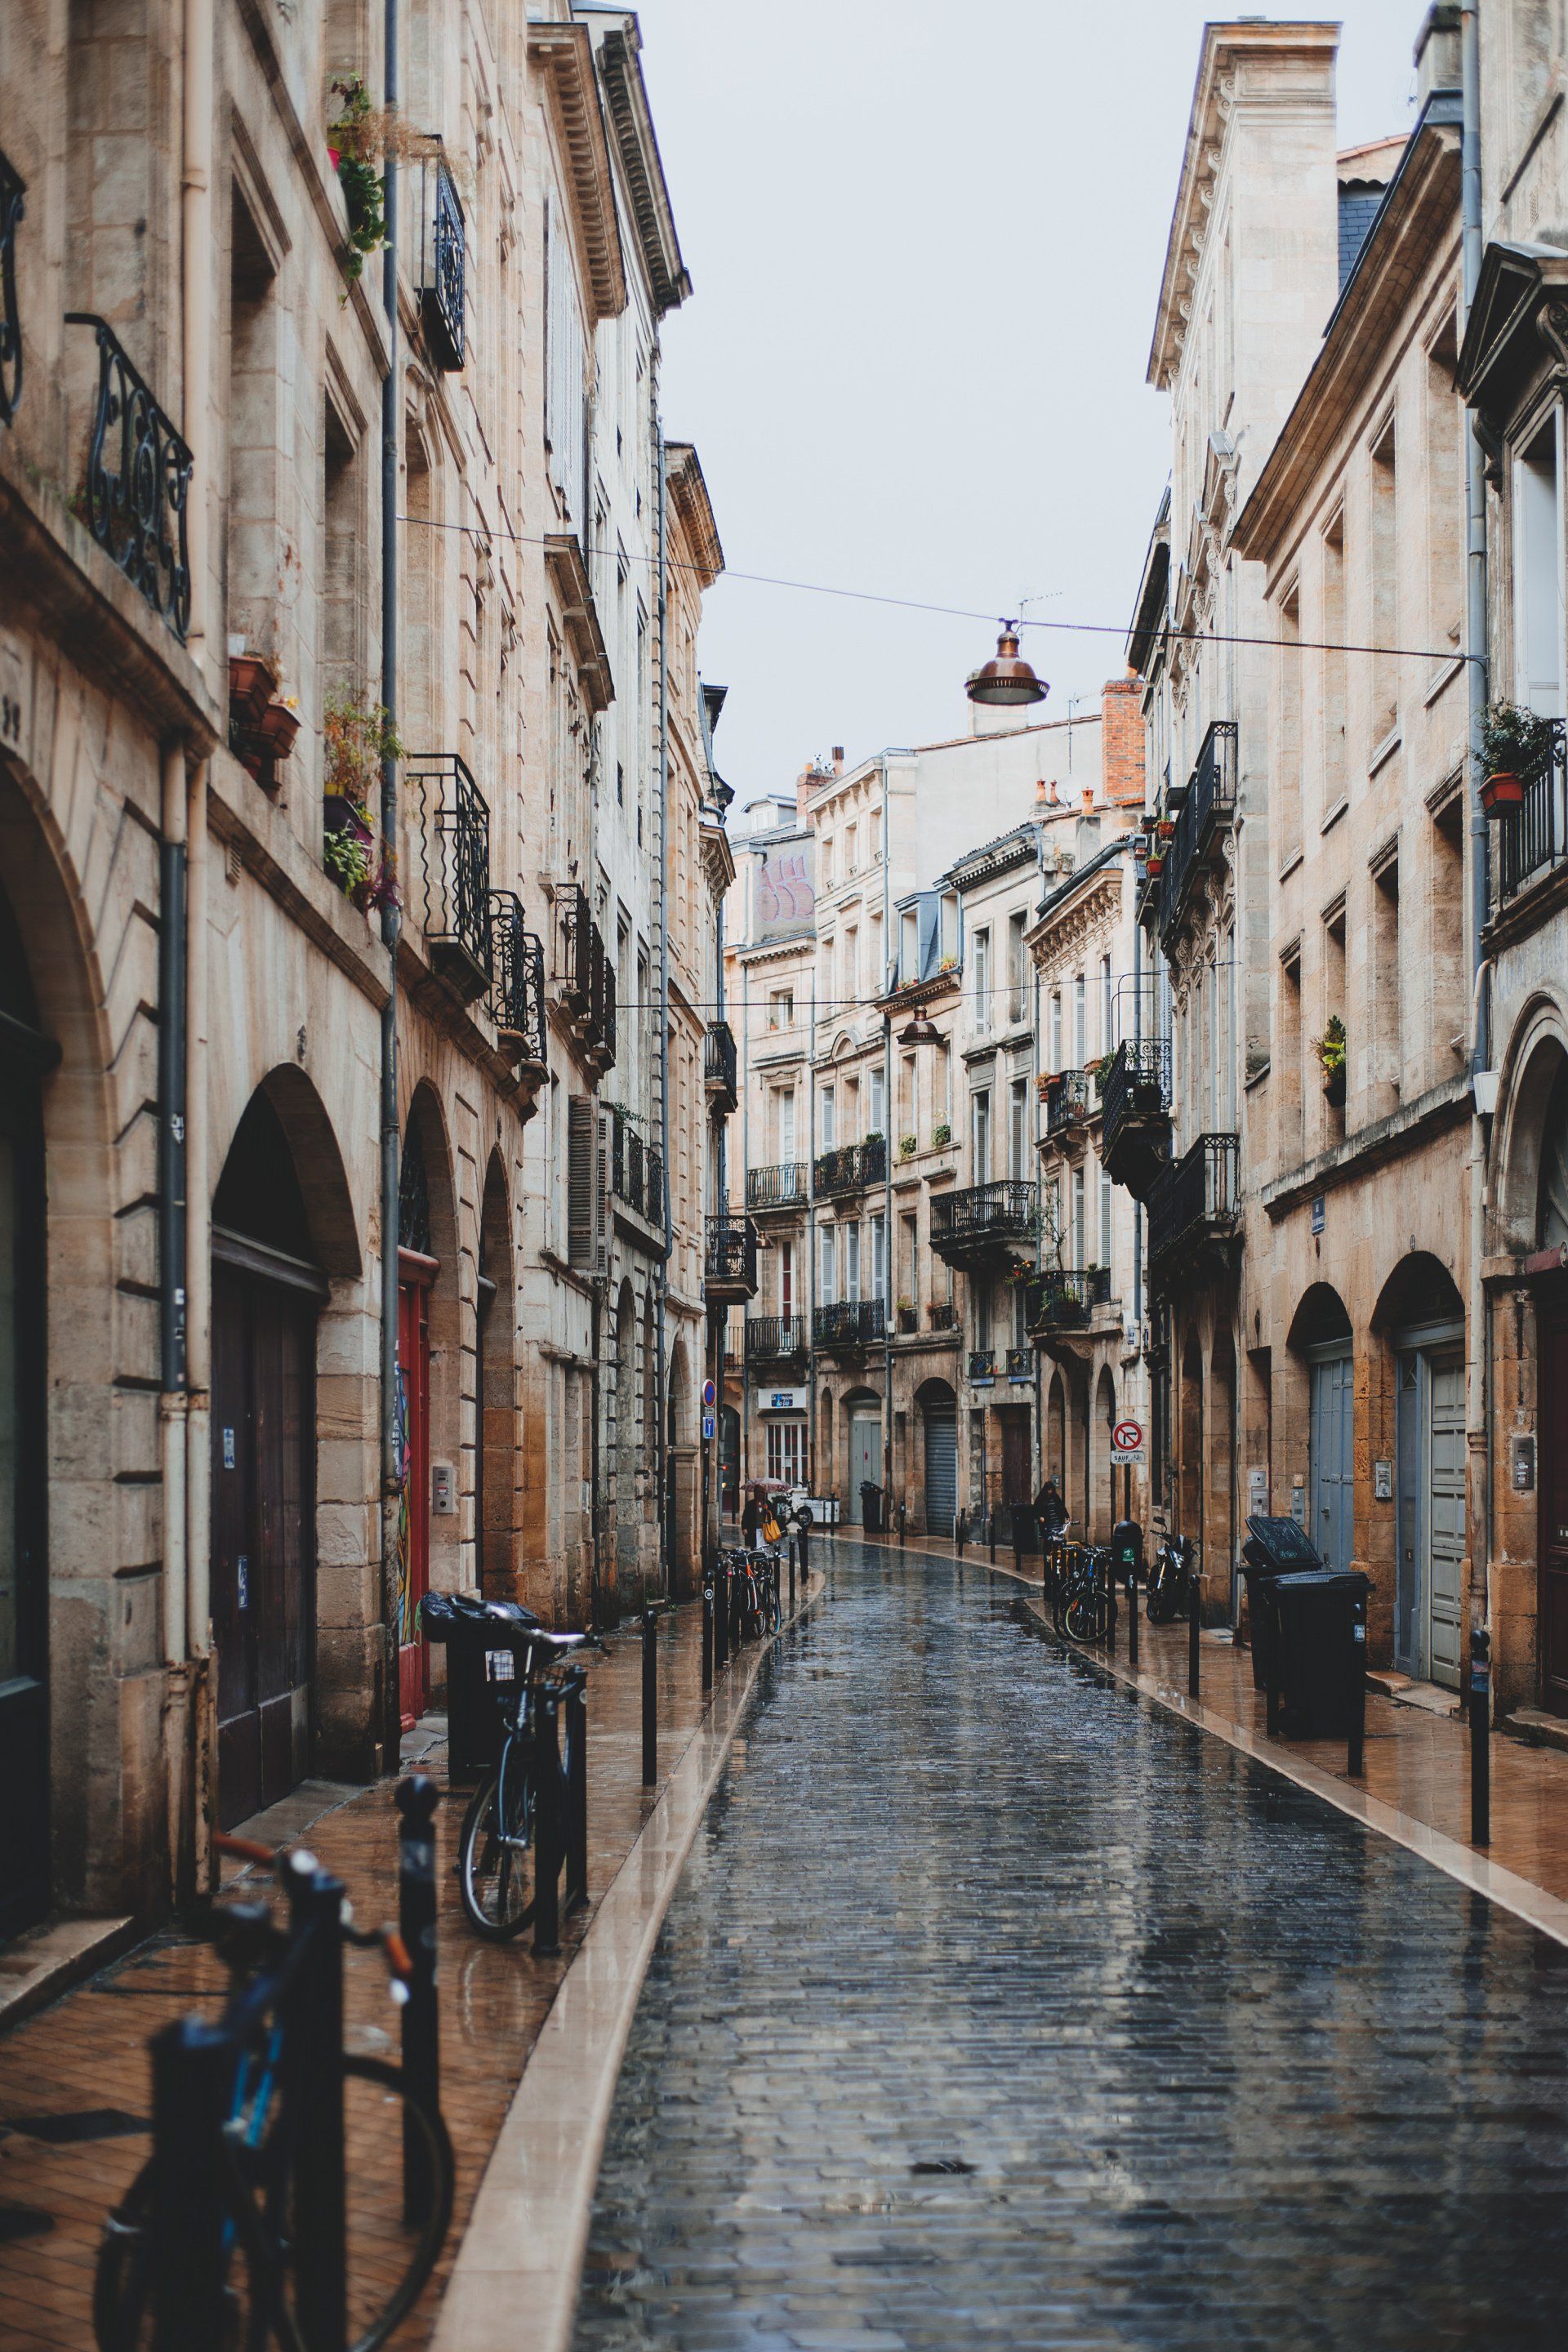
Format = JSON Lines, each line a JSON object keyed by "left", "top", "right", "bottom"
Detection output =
{"left": 924, "top": 1404, "right": 958, "bottom": 1534}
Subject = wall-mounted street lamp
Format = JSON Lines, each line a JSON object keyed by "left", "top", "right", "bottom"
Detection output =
{"left": 965, "top": 621, "right": 1049, "bottom": 709}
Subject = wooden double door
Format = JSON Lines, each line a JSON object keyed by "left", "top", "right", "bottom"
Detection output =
{"left": 212, "top": 1260, "right": 316, "bottom": 1828}
{"left": 1542, "top": 1300, "right": 1568, "bottom": 1717}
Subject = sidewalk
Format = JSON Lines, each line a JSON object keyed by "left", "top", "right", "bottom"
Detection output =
{"left": 861, "top": 1525, "right": 1568, "bottom": 1939}
{"left": 0, "top": 1587, "right": 800, "bottom": 2352}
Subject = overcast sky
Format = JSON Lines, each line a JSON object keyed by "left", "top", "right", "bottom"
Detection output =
{"left": 631, "top": 0, "right": 1428, "bottom": 805}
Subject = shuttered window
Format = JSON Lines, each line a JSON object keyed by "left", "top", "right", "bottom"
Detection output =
{"left": 567, "top": 1096, "right": 595, "bottom": 1268}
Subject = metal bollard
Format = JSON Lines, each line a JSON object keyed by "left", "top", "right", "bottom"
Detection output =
{"left": 394, "top": 1775, "right": 440, "bottom": 2228}
{"left": 956, "top": 1508, "right": 965, "bottom": 1560}
{"left": 1104, "top": 1554, "right": 1116, "bottom": 1655}
{"left": 283, "top": 1860, "right": 349, "bottom": 2352}
{"left": 1470, "top": 1627, "right": 1491, "bottom": 1847}
{"left": 532, "top": 1689, "right": 563, "bottom": 1958}
{"left": 642, "top": 1606, "right": 657, "bottom": 1786}
{"left": 988, "top": 1511, "right": 996, "bottom": 1566}
{"left": 799, "top": 1521, "right": 809, "bottom": 1580}
{"left": 564, "top": 1669, "right": 589, "bottom": 1913}
{"left": 1126, "top": 1570, "right": 1138, "bottom": 1668}
{"left": 1013, "top": 1510, "right": 1024, "bottom": 1580}
{"left": 149, "top": 2018, "right": 229, "bottom": 2352}
{"left": 714, "top": 1561, "right": 729, "bottom": 1670}
{"left": 702, "top": 1574, "right": 714, "bottom": 1690}
{"left": 1187, "top": 1575, "right": 1200, "bottom": 1701}
{"left": 1347, "top": 1600, "right": 1366, "bottom": 1778}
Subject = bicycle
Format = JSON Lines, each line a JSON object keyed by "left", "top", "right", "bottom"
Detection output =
{"left": 1052, "top": 1540, "right": 1117, "bottom": 1643}
{"left": 93, "top": 1838, "right": 453, "bottom": 2352}
{"left": 457, "top": 1624, "right": 591, "bottom": 1939}
{"left": 1146, "top": 1532, "right": 1197, "bottom": 1625}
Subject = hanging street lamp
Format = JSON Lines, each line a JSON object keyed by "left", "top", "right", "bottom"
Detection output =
{"left": 898, "top": 1010, "right": 942, "bottom": 1048}
{"left": 965, "top": 621, "right": 1049, "bottom": 709}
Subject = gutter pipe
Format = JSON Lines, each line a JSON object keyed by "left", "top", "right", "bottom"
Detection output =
{"left": 379, "top": 0, "right": 402, "bottom": 1762}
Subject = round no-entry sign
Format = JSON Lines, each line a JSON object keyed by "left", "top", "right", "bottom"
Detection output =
{"left": 702, "top": 1378, "right": 716, "bottom": 1408}
{"left": 1111, "top": 1419, "right": 1146, "bottom": 1462}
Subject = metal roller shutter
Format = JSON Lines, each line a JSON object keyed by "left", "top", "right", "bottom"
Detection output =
{"left": 924, "top": 1405, "right": 957, "bottom": 1533}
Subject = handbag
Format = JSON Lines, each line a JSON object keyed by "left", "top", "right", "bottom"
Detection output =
{"left": 761, "top": 1510, "right": 782, "bottom": 1545}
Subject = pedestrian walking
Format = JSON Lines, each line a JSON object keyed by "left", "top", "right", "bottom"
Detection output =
{"left": 1035, "top": 1475, "right": 1068, "bottom": 1539}
{"left": 741, "top": 1484, "right": 764, "bottom": 1547}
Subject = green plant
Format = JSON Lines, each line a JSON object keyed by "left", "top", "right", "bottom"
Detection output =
{"left": 324, "top": 826, "right": 372, "bottom": 898}
{"left": 862, "top": 1128, "right": 884, "bottom": 1146}
{"left": 898, "top": 1133, "right": 919, "bottom": 1159}
{"left": 1313, "top": 1015, "right": 1347, "bottom": 1079}
{"left": 1480, "top": 699, "right": 1555, "bottom": 777}
{"left": 1089, "top": 1050, "right": 1115, "bottom": 1100}
{"left": 324, "top": 689, "right": 401, "bottom": 806}
{"left": 327, "top": 79, "right": 387, "bottom": 279}
{"left": 895, "top": 1295, "right": 915, "bottom": 1316}
{"left": 932, "top": 1120, "right": 951, "bottom": 1147}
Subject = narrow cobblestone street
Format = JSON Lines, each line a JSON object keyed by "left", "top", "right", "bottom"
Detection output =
{"left": 574, "top": 1544, "right": 1568, "bottom": 2351}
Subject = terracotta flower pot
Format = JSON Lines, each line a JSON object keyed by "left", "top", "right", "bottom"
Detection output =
{"left": 256, "top": 700, "right": 301, "bottom": 760}
{"left": 228, "top": 653, "right": 276, "bottom": 730}
{"left": 1145, "top": 853, "right": 1165, "bottom": 877}
{"left": 1481, "top": 770, "right": 1524, "bottom": 816}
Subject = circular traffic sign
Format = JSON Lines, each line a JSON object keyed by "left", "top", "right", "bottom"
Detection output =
{"left": 702, "top": 1378, "right": 717, "bottom": 1408}
{"left": 1111, "top": 1419, "right": 1143, "bottom": 1453}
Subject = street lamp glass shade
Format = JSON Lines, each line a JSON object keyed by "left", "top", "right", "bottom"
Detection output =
{"left": 966, "top": 623, "right": 1048, "bottom": 708}
{"left": 898, "top": 1012, "right": 942, "bottom": 1047}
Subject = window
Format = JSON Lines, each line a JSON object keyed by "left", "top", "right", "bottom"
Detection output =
{"left": 1073, "top": 973, "right": 1086, "bottom": 1065}
{"left": 899, "top": 1210, "right": 917, "bottom": 1302}
{"left": 1516, "top": 413, "right": 1564, "bottom": 715}
{"left": 1071, "top": 1165, "right": 1085, "bottom": 1264}
{"left": 1278, "top": 945, "right": 1303, "bottom": 1171}
{"left": 777, "top": 1088, "right": 796, "bottom": 1161}
{"left": 1322, "top": 510, "right": 1347, "bottom": 813}
{"left": 869, "top": 1212, "right": 887, "bottom": 1303}
{"left": 1431, "top": 793, "right": 1465, "bottom": 1076}
{"left": 1371, "top": 853, "right": 1401, "bottom": 1113}
{"left": 1008, "top": 911, "right": 1028, "bottom": 1025}
{"left": 1370, "top": 417, "right": 1398, "bottom": 743}
{"left": 821, "top": 834, "right": 834, "bottom": 887}
{"left": 899, "top": 1051, "right": 915, "bottom": 1137}
{"left": 844, "top": 823, "right": 858, "bottom": 872}
{"left": 768, "top": 987, "right": 794, "bottom": 1029}
{"left": 867, "top": 1064, "right": 885, "bottom": 1137}
{"left": 1050, "top": 991, "right": 1062, "bottom": 1072}
{"left": 765, "top": 1419, "right": 806, "bottom": 1485}
{"left": 818, "top": 1222, "right": 836, "bottom": 1303}
{"left": 1426, "top": 329, "right": 1462, "bottom": 664}
{"left": 973, "top": 929, "right": 991, "bottom": 1032}
{"left": 844, "top": 924, "right": 859, "bottom": 1002}
{"left": 818, "top": 1085, "right": 835, "bottom": 1149}
{"left": 1100, "top": 954, "right": 1113, "bottom": 1056}
{"left": 974, "top": 1279, "right": 992, "bottom": 1352}
{"left": 1323, "top": 903, "right": 1348, "bottom": 1134}
{"left": 844, "top": 1221, "right": 862, "bottom": 1303}
{"left": 1099, "top": 1155, "right": 1113, "bottom": 1265}
{"left": 1278, "top": 583, "right": 1303, "bottom": 858}
{"left": 1009, "top": 1077, "right": 1029, "bottom": 1179}
{"left": 971, "top": 1089, "right": 991, "bottom": 1183}
{"left": 778, "top": 1237, "right": 795, "bottom": 1316}
{"left": 1013, "top": 1277, "right": 1029, "bottom": 1350}
{"left": 934, "top": 1040, "right": 951, "bottom": 1130}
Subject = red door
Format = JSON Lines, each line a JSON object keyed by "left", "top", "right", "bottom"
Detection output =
{"left": 1541, "top": 1298, "right": 1568, "bottom": 1717}
{"left": 397, "top": 1251, "right": 435, "bottom": 1726}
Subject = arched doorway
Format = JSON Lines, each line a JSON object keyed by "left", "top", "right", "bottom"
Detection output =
{"left": 614, "top": 1281, "right": 639, "bottom": 1597}
{"left": 1045, "top": 1369, "right": 1066, "bottom": 1491}
{"left": 1094, "top": 1365, "right": 1117, "bottom": 1540}
{"left": 210, "top": 1089, "right": 325, "bottom": 1827}
{"left": 1368, "top": 1252, "right": 1465, "bottom": 1686}
{"left": 395, "top": 1090, "right": 459, "bottom": 1724}
{"left": 1209, "top": 1332, "right": 1237, "bottom": 1615}
{"left": 0, "top": 872, "right": 53, "bottom": 1928}
{"left": 843, "top": 1387, "right": 882, "bottom": 1526}
{"left": 667, "top": 1339, "right": 693, "bottom": 1582}
{"left": 918, "top": 1379, "right": 958, "bottom": 1535}
{"left": 1290, "top": 1284, "right": 1355, "bottom": 1575}
{"left": 1178, "top": 1334, "right": 1203, "bottom": 1551}
{"left": 477, "top": 1154, "right": 514, "bottom": 1600}
{"left": 1537, "top": 1066, "right": 1568, "bottom": 1712}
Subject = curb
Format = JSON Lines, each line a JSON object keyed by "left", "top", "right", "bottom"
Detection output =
{"left": 430, "top": 1570, "right": 825, "bottom": 2352}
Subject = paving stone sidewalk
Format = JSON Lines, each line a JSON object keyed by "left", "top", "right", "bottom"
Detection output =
{"left": 0, "top": 1597, "right": 736, "bottom": 2352}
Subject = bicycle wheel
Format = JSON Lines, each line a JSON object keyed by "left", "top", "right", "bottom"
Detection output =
{"left": 341, "top": 2058, "right": 454, "bottom": 2350}
{"left": 459, "top": 1736, "right": 537, "bottom": 1937}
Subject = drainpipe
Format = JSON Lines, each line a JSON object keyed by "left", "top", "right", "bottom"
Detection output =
{"left": 654, "top": 409, "right": 672, "bottom": 1588}
{"left": 379, "top": 0, "right": 402, "bottom": 1761}
{"left": 185, "top": 757, "right": 212, "bottom": 1888}
{"left": 1461, "top": 0, "right": 1493, "bottom": 1656}
{"left": 158, "top": 742, "right": 189, "bottom": 1681}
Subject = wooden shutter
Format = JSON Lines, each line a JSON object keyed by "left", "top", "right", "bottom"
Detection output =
{"left": 568, "top": 1095, "right": 595, "bottom": 1268}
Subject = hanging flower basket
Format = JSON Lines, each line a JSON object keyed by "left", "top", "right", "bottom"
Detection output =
{"left": 256, "top": 698, "right": 301, "bottom": 760}
{"left": 1145, "top": 851, "right": 1165, "bottom": 877}
{"left": 228, "top": 652, "right": 276, "bottom": 730}
{"left": 1480, "top": 771, "right": 1524, "bottom": 816}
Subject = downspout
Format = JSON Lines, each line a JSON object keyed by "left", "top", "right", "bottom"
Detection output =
{"left": 880, "top": 755, "right": 893, "bottom": 1510}
{"left": 158, "top": 746, "right": 189, "bottom": 1672}
{"left": 379, "top": 0, "right": 402, "bottom": 1759}
{"left": 185, "top": 757, "right": 212, "bottom": 1891}
{"left": 655, "top": 412, "right": 672, "bottom": 1588}
{"left": 1461, "top": 0, "right": 1493, "bottom": 1658}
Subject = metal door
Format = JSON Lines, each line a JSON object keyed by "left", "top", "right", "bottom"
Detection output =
{"left": 0, "top": 1011, "right": 50, "bottom": 1937}
{"left": 924, "top": 1405, "right": 957, "bottom": 1532}
{"left": 849, "top": 1412, "right": 880, "bottom": 1523}
{"left": 1000, "top": 1410, "right": 1031, "bottom": 1506}
{"left": 1541, "top": 1306, "right": 1568, "bottom": 1717}
{"left": 395, "top": 1260, "right": 433, "bottom": 1727}
{"left": 1310, "top": 1350, "right": 1354, "bottom": 1574}
{"left": 1427, "top": 1355, "right": 1466, "bottom": 1690}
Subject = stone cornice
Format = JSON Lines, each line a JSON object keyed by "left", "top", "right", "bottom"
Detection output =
{"left": 544, "top": 532, "right": 614, "bottom": 715}
{"left": 1260, "top": 1075, "right": 1471, "bottom": 1218}
{"left": 699, "top": 813, "right": 735, "bottom": 899}
{"left": 528, "top": 20, "right": 628, "bottom": 323}
{"left": 663, "top": 443, "right": 724, "bottom": 588}
{"left": 1027, "top": 872, "right": 1122, "bottom": 973}
{"left": 597, "top": 24, "right": 692, "bottom": 318}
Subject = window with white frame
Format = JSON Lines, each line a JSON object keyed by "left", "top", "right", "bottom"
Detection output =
{"left": 818, "top": 1084, "right": 835, "bottom": 1148}
{"left": 867, "top": 1064, "right": 885, "bottom": 1137}
{"left": 768, "top": 987, "right": 795, "bottom": 1030}
{"left": 765, "top": 1420, "right": 805, "bottom": 1484}
{"left": 818, "top": 1222, "right": 836, "bottom": 1303}
{"left": 1073, "top": 972, "right": 1086, "bottom": 1064}
{"left": 844, "top": 1221, "right": 861, "bottom": 1303}
{"left": 1101, "top": 954, "right": 1113, "bottom": 1054}
{"left": 869, "top": 1212, "right": 887, "bottom": 1302}
{"left": 973, "top": 929, "right": 991, "bottom": 1032}
{"left": 1099, "top": 1155, "right": 1113, "bottom": 1265}
{"left": 971, "top": 1089, "right": 991, "bottom": 1182}
{"left": 1009, "top": 1077, "right": 1029, "bottom": 1179}
{"left": 1516, "top": 411, "right": 1565, "bottom": 716}
{"left": 1071, "top": 1165, "right": 1085, "bottom": 1263}
{"left": 1050, "top": 990, "right": 1062, "bottom": 1071}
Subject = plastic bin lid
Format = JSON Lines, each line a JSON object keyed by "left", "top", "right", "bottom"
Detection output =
{"left": 1273, "top": 1568, "right": 1371, "bottom": 1597}
{"left": 1243, "top": 1515, "right": 1323, "bottom": 1570}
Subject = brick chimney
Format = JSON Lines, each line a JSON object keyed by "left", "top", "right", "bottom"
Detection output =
{"left": 1100, "top": 677, "right": 1146, "bottom": 807}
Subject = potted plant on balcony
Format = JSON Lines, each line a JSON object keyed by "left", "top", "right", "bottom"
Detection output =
{"left": 895, "top": 1295, "right": 917, "bottom": 1334}
{"left": 323, "top": 824, "right": 373, "bottom": 905}
{"left": 324, "top": 690, "right": 400, "bottom": 832}
{"left": 327, "top": 78, "right": 388, "bottom": 282}
{"left": 1314, "top": 1014, "right": 1348, "bottom": 1108}
{"left": 1479, "top": 700, "right": 1553, "bottom": 815}
{"left": 898, "top": 1133, "right": 918, "bottom": 1160}
{"left": 1090, "top": 1051, "right": 1115, "bottom": 1102}
{"left": 227, "top": 642, "right": 276, "bottom": 730}
{"left": 932, "top": 1120, "right": 951, "bottom": 1148}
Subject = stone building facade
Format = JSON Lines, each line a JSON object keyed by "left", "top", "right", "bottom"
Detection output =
{"left": 0, "top": 0, "right": 724, "bottom": 1935}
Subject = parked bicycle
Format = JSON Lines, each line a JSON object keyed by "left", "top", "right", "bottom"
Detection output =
{"left": 93, "top": 1837, "right": 453, "bottom": 2352}
{"left": 457, "top": 1622, "right": 592, "bottom": 1939}
{"left": 1051, "top": 1540, "right": 1117, "bottom": 1643}
{"left": 1145, "top": 1531, "right": 1198, "bottom": 1625}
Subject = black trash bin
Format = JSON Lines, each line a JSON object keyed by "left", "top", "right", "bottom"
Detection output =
{"left": 1239, "top": 1514, "right": 1323, "bottom": 1694}
{"left": 859, "top": 1481, "right": 884, "bottom": 1535}
{"left": 1111, "top": 1519, "right": 1143, "bottom": 1585}
{"left": 1271, "top": 1568, "right": 1371, "bottom": 1738}
{"left": 421, "top": 1592, "right": 539, "bottom": 1782}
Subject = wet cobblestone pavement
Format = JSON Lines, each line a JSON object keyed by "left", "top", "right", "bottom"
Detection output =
{"left": 572, "top": 1543, "right": 1568, "bottom": 2350}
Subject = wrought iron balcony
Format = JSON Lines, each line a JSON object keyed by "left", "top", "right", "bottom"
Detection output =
{"left": 813, "top": 1137, "right": 887, "bottom": 1197}
{"left": 1, "top": 148, "right": 24, "bottom": 426}
{"left": 1024, "top": 1266, "right": 1111, "bottom": 1336}
{"left": 1156, "top": 719, "right": 1236, "bottom": 944}
{"left": 1495, "top": 717, "right": 1567, "bottom": 907}
{"left": 1146, "top": 1132, "right": 1240, "bottom": 1280}
{"left": 746, "top": 1161, "right": 808, "bottom": 1213}
{"left": 65, "top": 314, "right": 192, "bottom": 640}
{"left": 421, "top": 158, "right": 466, "bottom": 372}
{"left": 704, "top": 1019, "right": 738, "bottom": 1114}
{"left": 555, "top": 884, "right": 615, "bottom": 1069}
{"left": 704, "top": 1214, "right": 759, "bottom": 1303}
{"left": 645, "top": 1144, "right": 664, "bottom": 1227}
{"left": 1042, "top": 1071, "right": 1090, "bottom": 1139}
{"left": 407, "top": 752, "right": 492, "bottom": 1000}
{"left": 813, "top": 1298, "right": 886, "bottom": 1352}
{"left": 968, "top": 1349, "right": 996, "bottom": 1383}
{"left": 488, "top": 893, "right": 546, "bottom": 1067}
{"left": 927, "top": 1300, "right": 957, "bottom": 1331}
{"left": 929, "top": 1180, "right": 1038, "bottom": 1268}
{"left": 610, "top": 1109, "right": 650, "bottom": 1216}
{"left": 1100, "top": 1037, "right": 1172, "bottom": 1200}
{"left": 746, "top": 1314, "right": 809, "bottom": 1370}
{"left": 589, "top": 953, "right": 616, "bottom": 1077}
{"left": 1005, "top": 1346, "right": 1033, "bottom": 1382}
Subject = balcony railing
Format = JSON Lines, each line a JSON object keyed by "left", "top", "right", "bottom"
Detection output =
{"left": 1147, "top": 1132, "right": 1240, "bottom": 1271}
{"left": 813, "top": 1298, "right": 885, "bottom": 1350}
{"left": 645, "top": 1145, "right": 664, "bottom": 1229}
{"left": 968, "top": 1349, "right": 996, "bottom": 1383}
{"left": 408, "top": 752, "right": 492, "bottom": 1000}
{"left": 555, "top": 884, "right": 615, "bottom": 1068}
{"left": 1043, "top": 1071, "right": 1089, "bottom": 1138}
{"left": 746, "top": 1314, "right": 809, "bottom": 1366}
{"left": 704, "top": 1019, "right": 738, "bottom": 1111}
{"left": 929, "top": 1181, "right": 1038, "bottom": 1265}
{"left": 1495, "top": 718, "right": 1568, "bottom": 907}
{"left": 927, "top": 1300, "right": 956, "bottom": 1330}
{"left": 1005, "top": 1346, "right": 1033, "bottom": 1382}
{"left": 1024, "top": 1266, "right": 1111, "bottom": 1334}
{"left": 747, "top": 1161, "right": 808, "bottom": 1211}
{"left": 1, "top": 148, "right": 24, "bottom": 426}
{"left": 610, "top": 1110, "right": 649, "bottom": 1215}
{"left": 1157, "top": 719, "right": 1236, "bottom": 942}
{"left": 488, "top": 892, "right": 546, "bottom": 1066}
{"left": 421, "top": 158, "right": 466, "bottom": 372}
{"left": 65, "top": 314, "right": 192, "bottom": 641}
{"left": 704, "top": 1214, "right": 759, "bottom": 1299}
{"left": 1101, "top": 1038, "right": 1171, "bottom": 1147}
{"left": 813, "top": 1137, "right": 887, "bottom": 1196}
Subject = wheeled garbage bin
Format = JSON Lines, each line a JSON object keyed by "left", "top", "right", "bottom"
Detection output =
{"left": 421, "top": 1591, "right": 540, "bottom": 1782}
{"left": 859, "top": 1481, "right": 884, "bottom": 1535}
{"left": 1270, "top": 1569, "right": 1371, "bottom": 1739}
{"left": 1238, "top": 1514, "right": 1324, "bottom": 1694}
